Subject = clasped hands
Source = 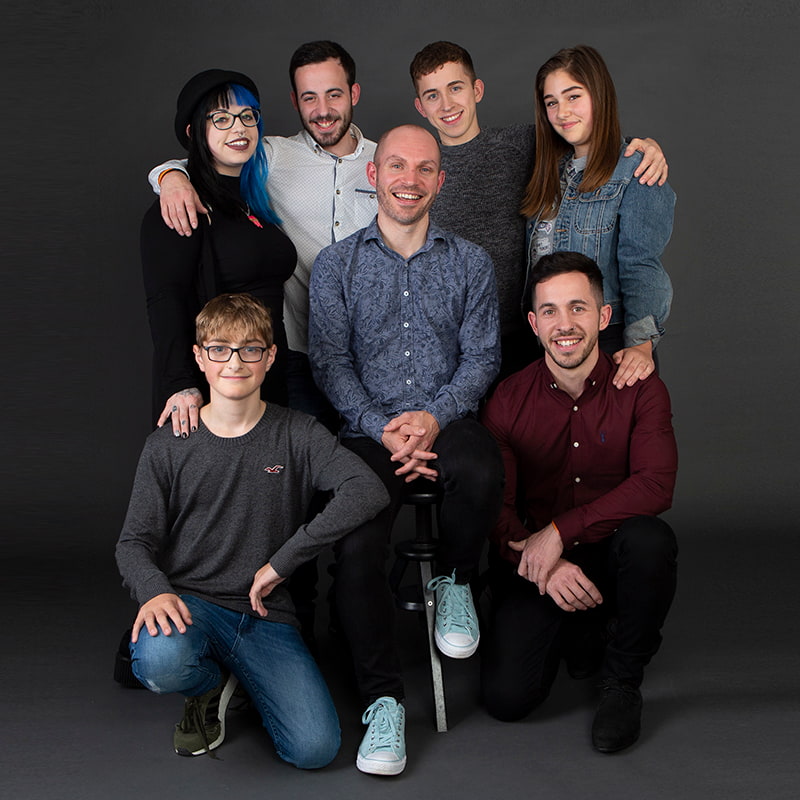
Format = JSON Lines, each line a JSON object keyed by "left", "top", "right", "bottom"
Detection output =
{"left": 382, "top": 410, "right": 440, "bottom": 482}
{"left": 508, "top": 524, "right": 603, "bottom": 612}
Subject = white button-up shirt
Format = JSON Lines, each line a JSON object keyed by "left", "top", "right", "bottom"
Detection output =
{"left": 149, "top": 124, "right": 377, "bottom": 352}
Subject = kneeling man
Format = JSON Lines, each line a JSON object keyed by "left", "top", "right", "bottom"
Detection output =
{"left": 480, "top": 251, "right": 678, "bottom": 753}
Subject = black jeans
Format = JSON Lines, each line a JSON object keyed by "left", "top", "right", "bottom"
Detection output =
{"left": 335, "top": 417, "right": 504, "bottom": 704}
{"left": 481, "top": 516, "right": 677, "bottom": 721}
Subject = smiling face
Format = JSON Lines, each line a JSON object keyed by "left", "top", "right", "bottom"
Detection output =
{"left": 291, "top": 58, "right": 360, "bottom": 156}
{"left": 529, "top": 271, "right": 610, "bottom": 373}
{"left": 413, "top": 61, "right": 484, "bottom": 146}
{"left": 194, "top": 335, "right": 276, "bottom": 403}
{"left": 542, "top": 69, "right": 594, "bottom": 158}
{"left": 204, "top": 102, "right": 258, "bottom": 176}
{"left": 367, "top": 126, "right": 445, "bottom": 227}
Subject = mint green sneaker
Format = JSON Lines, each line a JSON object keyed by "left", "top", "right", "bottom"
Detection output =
{"left": 356, "top": 696, "right": 406, "bottom": 775}
{"left": 173, "top": 672, "right": 238, "bottom": 757}
{"left": 427, "top": 572, "right": 480, "bottom": 659}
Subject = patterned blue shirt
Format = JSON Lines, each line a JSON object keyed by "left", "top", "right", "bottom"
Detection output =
{"left": 309, "top": 218, "right": 501, "bottom": 441}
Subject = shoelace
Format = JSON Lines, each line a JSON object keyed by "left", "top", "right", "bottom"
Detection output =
{"left": 361, "top": 700, "right": 402, "bottom": 751}
{"left": 427, "top": 574, "right": 475, "bottom": 633}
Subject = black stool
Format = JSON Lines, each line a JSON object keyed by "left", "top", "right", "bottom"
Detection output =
{"left": 388, "top": 484, "right": 447, "bottom": 732}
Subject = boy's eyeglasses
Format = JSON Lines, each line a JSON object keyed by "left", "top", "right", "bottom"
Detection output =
{"left": 202, "top": 345, "right": 269, "bottom": 362}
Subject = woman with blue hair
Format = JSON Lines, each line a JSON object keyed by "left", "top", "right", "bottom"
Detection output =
{"left": 141, "top": 69, "right": 296, "bottom": 435}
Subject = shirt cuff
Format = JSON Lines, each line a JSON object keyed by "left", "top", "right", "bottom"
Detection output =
{"left": 623, "top": 315, "right": 662, "bottom": 348}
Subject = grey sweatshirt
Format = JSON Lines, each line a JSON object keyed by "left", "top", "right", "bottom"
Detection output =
{"left": 116, "top": 404, "right": 388, "bottom": 626}
{"left": 432, "top": 125, "right": 535, "bottom": 335}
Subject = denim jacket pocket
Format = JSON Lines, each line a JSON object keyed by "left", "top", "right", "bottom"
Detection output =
{"left": 571, "top": 180, "right": 626, "bottom": 235}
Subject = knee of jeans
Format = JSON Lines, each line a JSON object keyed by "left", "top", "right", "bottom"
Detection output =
{"left": 282, "top": 726, "right": 341, "bottom": 770}
{"left": 131, "top": 634, "right": 201, "bottom": 694}
{"left": 615, "top": 517, "right": 678, "bottom": 566}
{"left": 481, "top": 658, "right": 548, "bottom": 722}
{"left": 482, "top": 679, "right": 547, "bottom": 722}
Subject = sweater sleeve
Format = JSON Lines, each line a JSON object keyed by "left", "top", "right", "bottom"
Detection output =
{"left": 115, "top": 436, "right": 178, "bottom": 605}
{"left": 268, "top": 417, "right": 389, "bottom": 577}
{"left": 140, "top": 201, "right": 205, "bottom": 411}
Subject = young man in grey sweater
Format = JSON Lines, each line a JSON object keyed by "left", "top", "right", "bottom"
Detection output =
{"left": 116, "top": 293, "right": 388, "bottom": 767}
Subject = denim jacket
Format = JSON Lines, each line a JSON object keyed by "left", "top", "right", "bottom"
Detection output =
{"left": 526, "top": 145, "right": 675, "bottom": 347}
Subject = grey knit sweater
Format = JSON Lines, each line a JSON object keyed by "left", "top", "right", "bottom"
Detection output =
{"left": 116, "top": 404, "right": 388, "bottom": 626}
{"left": 432, "top": 125, "right": 535, "bottom": 335}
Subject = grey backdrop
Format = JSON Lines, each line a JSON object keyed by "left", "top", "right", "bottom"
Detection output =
{"left": 7, "top": 2, "right": 799, "bottom": 545}
{"left": 9, "top": 1, "right": 800, "bottom": 547}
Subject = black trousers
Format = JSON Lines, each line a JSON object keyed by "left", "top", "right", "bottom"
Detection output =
{"left": 334, "top": 417, "right": 504, "bottom": 704}
{"left": 481, "top": 516, "right": 677, "bottom": 721}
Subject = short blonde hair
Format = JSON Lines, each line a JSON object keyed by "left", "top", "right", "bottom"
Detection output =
{"left": 195, "top": 293, "right": 273, "bottom": 347}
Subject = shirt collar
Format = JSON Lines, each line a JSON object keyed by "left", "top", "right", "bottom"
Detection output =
{"left": 363, "top": 218, "right": 448, "bottom": 255}
{"left": 298, "top": 123, "right": 367, "bottom": 159}
{"left": 545, "top": 350, "right": 614, "bottom": 394}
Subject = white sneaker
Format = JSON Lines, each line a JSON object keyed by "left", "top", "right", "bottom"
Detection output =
{"left": 356, "top": 696, "right": 406, "bottom": 775}
{"left": 427, "top": 572, "right": 480, "bottom": 658}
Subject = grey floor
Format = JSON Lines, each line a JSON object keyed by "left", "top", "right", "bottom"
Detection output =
{"left": 6, "top": 513, "right": 800, "bottom": 800}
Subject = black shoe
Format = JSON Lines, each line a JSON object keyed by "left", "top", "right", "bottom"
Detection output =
{"left": 591, "top": 679, "right": 642, "bottom": 753}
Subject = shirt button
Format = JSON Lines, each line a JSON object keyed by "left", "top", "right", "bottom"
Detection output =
{"left": 337, "top": 158, "right": 342, "bottom": 164}
{"left": 404, "top": 351, "right": 410, "bottom": 357}
{"left": 406, "top": 379, "right": 412, "bottom": 385}
{"left": 334, "top": 221, "right": 340, "bottom": 227}
{"left": 572, "top": 541, "right": 579, "bottom": 547}
{"left": 573, "top": 405, "right": 578, "bottom": 412}
{"left": 574, "top": 476, "right": 581, "bottom": 483}
{"left": 573, "top": 441, "right": 579, "bottom": 448}
{"left": 403, "top": 291, "right": 409, "bottom": 297}
{"left": 403, "top": 322, "right": 409, "bottom": 328}
{"left": 336, "top": 188, "right": 341, "bottom": 195}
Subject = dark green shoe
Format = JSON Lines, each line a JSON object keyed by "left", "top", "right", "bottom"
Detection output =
{"left": 174, "top": 673, "right": 238, "bottom": 757}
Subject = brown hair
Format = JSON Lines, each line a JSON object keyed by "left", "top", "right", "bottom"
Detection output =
{"left": 195, "top": 293, "right": 273, "bottom": 347}
{"left": 410, "top": 41, "right": 476, "bottom": 90}
{"left": 520, "top": 45, "right": 621, "bottom": 220}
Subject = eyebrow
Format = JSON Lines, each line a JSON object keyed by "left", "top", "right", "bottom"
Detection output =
{"left": 300, "top": 87, "right": 344, "bottom": 98}
{"left": 543, "top": 85, "right": 585, "bottom": 100}
{"left": 422, "top": 79, "right": 465, "bottom": 97}
{"left": 536, "top": 298, "right": 590, "bottom": 310}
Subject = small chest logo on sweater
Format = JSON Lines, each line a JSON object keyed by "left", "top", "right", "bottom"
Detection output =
{"left": 263, "top": 464, "right": 285, "bottom": 474}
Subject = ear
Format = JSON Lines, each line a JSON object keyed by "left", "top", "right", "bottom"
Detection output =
{"left": 290, "top": 91, "right": 299, "bottom": 112}
{"left": 366, "top": 160, "right": 377, "bottom": 188}
{"left": 473, "top": 78, "right": 485, "bottom": 104}
{"left": 263, "top": 345, "right": 277, "bottom": 372}
{"left": 599, "top": 303, "right": 612, "bottom": 331}
{"left": 193, "top": 344, "right": 206, "bottom": 372}
{"left": 350, "top": 82, "right": 361, "bottom": 107}
{"left": 527, "top": 310, "right": 539, "bottom": 337}
{"left": 413, "top": 97, "right": 428, "bottom": 119}
{"left": 185, "top": 123, "right": 192, "bottom": 140}
{"left": 436, "top": 169, "right": 445, "bottom": 194}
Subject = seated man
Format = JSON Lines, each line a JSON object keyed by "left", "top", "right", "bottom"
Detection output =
{"left": 308, "top": 124, "right": 504, "bottom": 775}
{"left": 480, "top": 251, "right": 678, "bottom": 753}
{"left": 116, "top": 293, "right": 388, "bottom": 767}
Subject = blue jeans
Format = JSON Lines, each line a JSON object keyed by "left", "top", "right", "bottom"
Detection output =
{"left": 130, "top": 595, "right": 340, "bottom": 769}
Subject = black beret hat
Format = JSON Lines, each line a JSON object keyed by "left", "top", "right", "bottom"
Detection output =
{"left": 174, "top": 69, "right": 259, "bottom": 149}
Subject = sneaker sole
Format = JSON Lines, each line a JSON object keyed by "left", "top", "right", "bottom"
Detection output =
{"left": 356, "top": 753, "right": 407, "bottom": 776}
{"left": 434, "top": 629, "right": 479, "bottom": 659}
{"left": 175, "top": 674, "right": 239, "bottom": 756}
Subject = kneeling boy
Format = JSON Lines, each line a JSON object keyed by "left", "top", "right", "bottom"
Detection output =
{"left": 116, "top": 293, "right": 388, "bottom": 767}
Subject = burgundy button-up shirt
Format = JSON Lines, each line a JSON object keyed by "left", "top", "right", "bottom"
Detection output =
{"left": 481, "top": 352, "right": 677, "bottom": 564}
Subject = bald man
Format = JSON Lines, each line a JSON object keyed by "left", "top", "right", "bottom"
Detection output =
{"left": 309, "top": 125, "right": 503, "bottom": 775}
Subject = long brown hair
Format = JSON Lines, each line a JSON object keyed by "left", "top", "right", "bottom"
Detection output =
{"left": 520, "top": 45, "right": 621, "bottom": 220}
